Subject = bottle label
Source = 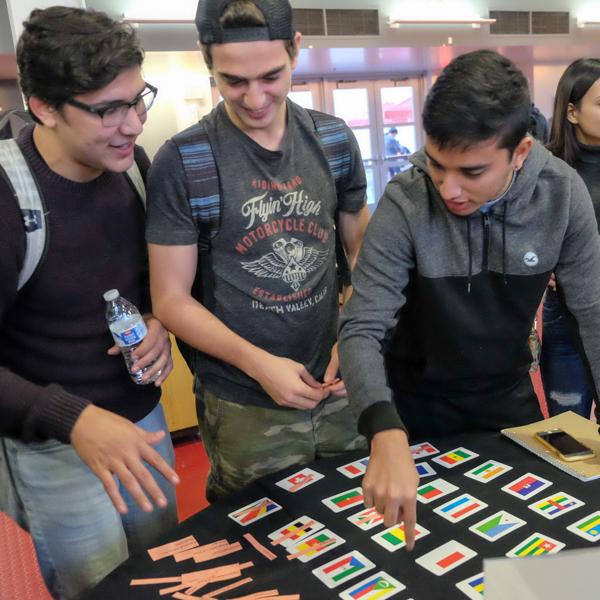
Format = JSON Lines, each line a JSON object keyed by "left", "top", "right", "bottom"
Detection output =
{"left": 111, "top": 321, "right": 147, "bottom": 347}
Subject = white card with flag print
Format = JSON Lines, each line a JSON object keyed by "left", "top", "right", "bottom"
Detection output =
{"left": 456, "top": 572, "right": 485, "bottom": 599}
{"left": 228, "top": 497, "right": 282, "bottom": 526}
{"left": 322, "top": 487, "right": 364, "bottom": 513}
{"left": 464, "top": 460, "right": 513, "bottom": 483}
{"left": 339, "top": 570, "right": 406, "bottom": 600}
{"left": 432, "top": 447, "right": 479, "bottom": 469}
{"left": 337, "top": 456, "right": 370, "bottom": 479}
{"left": 433, "top": 493, "right": 488, "bottom": 523}
{"left": 416, "top": 540, "right": 477, "bottom": 576}
{"left": 469, "top": 510, "right": 526, "bottom": 542}
{"left": 371, "top": 522, "right": 430, "bottom": 552}
{"left": 410, "top": 441, "right": 439, "bottom": 460}
{"left": 566, "top": 511, "right": 600, "bottom": 542}
{"left": 268, "top": 516, "right": 325, "bottom": 548}
{"left": 312, "top": 550, "right": 375, "bottom": 589}
{"left": 505, "top": 532, "right": 565, "bottom": 558}
{"left": 287, "top": 528, "right": 345, "bottom": 563}
{"left": 528, "top": 491, "right": 584, "bottom": 520}
{"left": 347, "top": 506, "right": 385, "bottom": 531}
{"left": 417, "top": 478, "right": 459, "bottom": 504}
{"left": 416, "top": 462, "right": 436, "bottom": 478}
{"left": 276, "top": 467, "right": 324, "bottom": 492}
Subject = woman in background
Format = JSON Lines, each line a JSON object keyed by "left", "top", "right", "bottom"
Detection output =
{"left": 541, "top": 58, "right": 600, "bottom": 418}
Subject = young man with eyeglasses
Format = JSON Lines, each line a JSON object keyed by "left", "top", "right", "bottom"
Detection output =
{"left": 0, "top": 7, "right": 178, "bottom": 598}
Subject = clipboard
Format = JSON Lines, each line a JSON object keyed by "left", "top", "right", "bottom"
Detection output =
{"left": 501, "top": 411, "right": 600, "bottom": 482}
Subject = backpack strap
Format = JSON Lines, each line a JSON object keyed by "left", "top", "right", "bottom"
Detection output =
{"left": 173, "top": 120, "right": 220, "bottom": 253}
{"left": 0, "top": 139, "right": 47, "bottom": 291}
{"left": 126, "top": 160, "right": 146, "bottom": 207}
{"left": 307, "top": 109, "right": 354, "bottom": 289}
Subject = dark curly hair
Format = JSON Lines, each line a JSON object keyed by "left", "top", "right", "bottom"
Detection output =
{"left": 17, "top": 7, "right": 144, "bottom": 112}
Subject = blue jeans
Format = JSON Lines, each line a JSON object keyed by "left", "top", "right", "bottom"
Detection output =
{"left": 0, "top": 403, "right": 177, "bottom": 600}
{"left": 540, "top": 290, "right": 596, "bottom": 418}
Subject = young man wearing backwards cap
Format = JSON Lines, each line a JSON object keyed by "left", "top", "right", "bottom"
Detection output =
{"left": 146, "top": 0, "right": 370, "bottom": 501}
{"left": 338, "top": 49, "right": 600, "bottom": 549}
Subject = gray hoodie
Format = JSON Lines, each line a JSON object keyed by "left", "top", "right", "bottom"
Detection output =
{"left": 339, "top": 141, "right": 600, "bottom": 439}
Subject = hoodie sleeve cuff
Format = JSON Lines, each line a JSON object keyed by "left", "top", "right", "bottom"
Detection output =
{"left": 26, "top": 385, "right": 91, "bottom": 443}
{"left": 357, "top": 401, "right": 407, "bottom": 442}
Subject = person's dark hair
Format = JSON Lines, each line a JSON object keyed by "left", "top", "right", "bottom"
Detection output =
{"left": 201, "top": 0, "right": 296, "bottom": 70}
{"left": 422, "top": 50, "right": 531, "bottom": 155}
{"left": 388, "top": 127, "right": 398, "bottom": 135}
{"left": 17, "top": 7, "right": 144, "bottom": 117}
{"left": 547, "top": 58, "right": 600, "bottom": 166}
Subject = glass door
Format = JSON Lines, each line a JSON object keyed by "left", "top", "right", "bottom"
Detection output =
{"left": 324, "top": 78, "right": 424, "bottom": 211}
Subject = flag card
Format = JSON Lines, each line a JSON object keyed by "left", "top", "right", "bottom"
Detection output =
{"left": 468, "top": 510, "right": 526, "bottom": 542}
{"left": 416, "top": 462, "right": 437, "bottom": 478}
{"left": 415, "top": 540, "right": 477, "bottom": 576}
{"left": 410, "top": 441, "right": 440, "bottom": 460}
{"left": 347, "top": 507, "right": 385, "bottom": 531}
{"left": 268, "top": 516, "right": 324, "bottom": 548}
{"left": 506, "top": 533, "right": 565, "bottom": 558}
{"left": 371, "top": 522, "right": 430, "bottom": 552}
{"left": 287, "top": 528, "right": 344, "bottom": 563}
{"left": 338, "top": 570, "right": 405, "bottom": 600}
{"left": 322, "top": 487, "right": 364, "bottom": 513}
{"left": 528, "top": 491, "right": 584, "bottom": 520}
{"left": 566, "top": 511, "right": 600, "bottom": 542}
{"left": 464, "top": 460, "right": 513, "bottom": 483}
{"left": 337, "top": 457, "right": 370, "bottom": 479}
{"left": 275, "top": 467, "right": 324, "bottom": 492}
{"left": 456, "top": 572, "right": 484, "bottom": 599}
{"left": 432, "top": 447, "right": 479, "bottom": 469}
{"left": 433, "top": 493, "right": 488, "bottom": 523}
{"left": 312, "top": 551, "right": 375, "bottom": 589}
{"left": 501, "top": 473, "right": 552, "bottom": 500}
{"left": 417, "top": 478, "right": 459, "bottom": 504}
{"left": 228, "top": 497, "right": 282, "bottom": 526}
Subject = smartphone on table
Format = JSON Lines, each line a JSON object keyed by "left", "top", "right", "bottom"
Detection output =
{"left": 534, "top": 428, "right": 595, "bottom": 462}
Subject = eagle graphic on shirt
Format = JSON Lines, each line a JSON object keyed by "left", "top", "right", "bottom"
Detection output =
{"left": 241, "top": 237, "right": 329, "bottom": 291}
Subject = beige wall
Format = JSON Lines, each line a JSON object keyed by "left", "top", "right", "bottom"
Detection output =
{"left": 138, "top": 51, "right": 213, "bottom": 159}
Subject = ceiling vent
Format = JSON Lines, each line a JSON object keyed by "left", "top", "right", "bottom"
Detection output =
{"left": 489, "top": 11, "right": 530, "bottom": 35}
{"left": 292, "top": 9, "right": 379, "bottom": 36}
{"left": 292, "top": 9, "right": 326, "bottom": 36}
{"left": 531, "top": 11, "right": 569, "bottom": 34}
{"left": 489, "top": 11, "right": 570, "bottom": 34}
{"left": 325, "top": 9, "right": 380, "bottom": 36}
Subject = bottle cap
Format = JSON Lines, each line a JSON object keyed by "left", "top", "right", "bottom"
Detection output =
{"left": 103, "top": 289, "right": 119, "bottom": 302}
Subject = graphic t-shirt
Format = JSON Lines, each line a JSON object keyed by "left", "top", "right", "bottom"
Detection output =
{"left": 146, "top": 100, "right": 366, "bottom": 407}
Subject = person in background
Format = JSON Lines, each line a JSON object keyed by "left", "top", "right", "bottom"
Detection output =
{"left": 338, "top": 50, "right": 600, "bottom": 549}
{"left": 0, "top": 7, "right": 178, "bottom": 598}
{"left": 384, "top": 126, "right": 410, "bottom": 177}
{"left": 147, "top": 0, "right": 369, "bottom": 503}
{"left": 539, "top": 58, "right": 600, "bottom": 419}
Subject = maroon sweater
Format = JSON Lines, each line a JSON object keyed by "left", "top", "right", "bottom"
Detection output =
{"left": 0, "top": 125, "right": 159, "bottom": 443}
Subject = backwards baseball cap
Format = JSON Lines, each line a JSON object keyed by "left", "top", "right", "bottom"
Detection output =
{"left": 196, "top": 0, "right": 294, "bottom": 44}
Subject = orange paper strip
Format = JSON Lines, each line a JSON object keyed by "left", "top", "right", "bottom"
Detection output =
{"left": 270, "top": 521, "right": 316, "bottom": 546}
{"left": 148, "top": 535, "right": 199, "bottom": 561}
{"left": 193, "top": 542, "right": 243, "bottom": 563}
{"left": 286, "top": 538, "right": 336, "bottom": 561}
{"left": 130, "top": 576, "right": 182, "bottom": 585}
{"left": 201, "top": 576, "right": 253, "bottom": 599}
{"left": 173, "top": 593, "right": 203, "bottom": 600}
{"left": 159, "top": 582, "right": 190, "bottom": 595}
{"left": 243, "top": 533, "right": 277, "bottom": 561}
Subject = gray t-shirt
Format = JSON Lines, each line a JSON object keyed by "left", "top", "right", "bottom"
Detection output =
{"left": 146, "top": 100, "right": 366, "bottom": 407}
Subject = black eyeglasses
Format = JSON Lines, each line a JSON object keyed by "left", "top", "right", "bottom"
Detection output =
{"left": 65, "top": 83, "right": 158, "bottom": 127}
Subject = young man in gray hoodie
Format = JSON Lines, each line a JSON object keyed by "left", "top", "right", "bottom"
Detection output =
{"left": 338, "top": 49, "right": 600, "bottom": 549}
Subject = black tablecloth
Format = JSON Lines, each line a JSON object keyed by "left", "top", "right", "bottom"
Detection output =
{"left": 86, "top": 432, "right": 600, "bottom": 599}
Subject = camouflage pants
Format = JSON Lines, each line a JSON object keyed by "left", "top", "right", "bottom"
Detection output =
{"left": 195, "top": 386, "right": 366, "bottom": 502}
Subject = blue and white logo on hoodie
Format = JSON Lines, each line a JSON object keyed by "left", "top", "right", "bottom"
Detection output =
{"left": 523, "top": 252, "right": 539, "bottom": 267}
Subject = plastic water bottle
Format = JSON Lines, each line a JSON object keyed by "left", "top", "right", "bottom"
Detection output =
{"left": 103, "top": 289, "right": 157, "bottom": 384}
